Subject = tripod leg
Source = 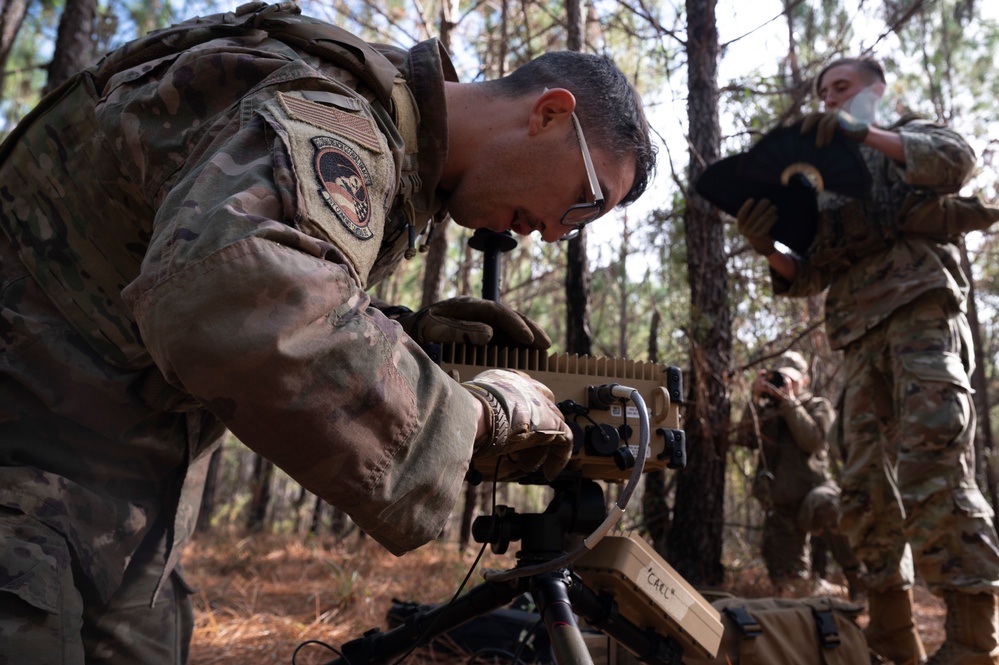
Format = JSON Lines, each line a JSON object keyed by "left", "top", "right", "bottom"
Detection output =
{"left": 327, "top": 579, "right": 524, "bottom": 665}
{"left": 530, "top": 571, "right": 595, "bottom": 665}
{"left": 566, "top": 573, "right": 685, "bottom": 665}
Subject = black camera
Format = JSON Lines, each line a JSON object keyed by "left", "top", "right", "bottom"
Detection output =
{"left": 765, "top": 370, "right": 786, "bottom": 389}
{"left": 757, "top": 370, "right": 785, "bottom": 407}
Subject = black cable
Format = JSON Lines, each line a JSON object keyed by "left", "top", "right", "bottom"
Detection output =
{"left": 386, "top": 457, "right": 502, "bottom": 665}
{"left": 292, "top": 639, "right": 350, "bottom": 664}
{"left": 510, "top": 616, "right": 544, "bottom": 665}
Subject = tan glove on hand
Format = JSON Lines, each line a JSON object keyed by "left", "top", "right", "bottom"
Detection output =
{"left": 800, "top": 110, "right": 870, "bottom": 148}
{"left": 462, "top": 369, "right": 573, "bottom": 480}
{"left": 736, "top": 198, "right": 778, "bottom": 256}
{"left": 397, "top": 297, "right": 551, "bottom": 350}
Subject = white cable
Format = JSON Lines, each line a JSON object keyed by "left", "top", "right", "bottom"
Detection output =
{"left": 483, "top": 386, "right": 649, "bottom": 583}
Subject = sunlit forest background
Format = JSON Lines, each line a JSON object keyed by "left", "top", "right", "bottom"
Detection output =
{"left": 1, "top": 0, "right": 997, "bottom": 660}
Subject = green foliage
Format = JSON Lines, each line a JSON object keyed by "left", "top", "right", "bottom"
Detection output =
{"left": 1, "top": 4, "right": 54, "bottom": 135}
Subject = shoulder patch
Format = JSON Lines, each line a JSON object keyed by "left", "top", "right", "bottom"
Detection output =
{"left": 257, "top": 91, "right": 396, "bottom": 287}
{"left": 312, "top": 136, "right": 374, "bottom": 239}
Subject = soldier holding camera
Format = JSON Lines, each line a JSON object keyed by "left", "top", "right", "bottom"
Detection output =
{"left": 736, "top": 351, "right": 861, "bottom": 598}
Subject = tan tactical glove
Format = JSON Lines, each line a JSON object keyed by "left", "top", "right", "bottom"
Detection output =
{"left": 462, "top": 369, "right": 573, "bottom": 480}
{"left": 800, "top": 110, "right": 870, "bottom": 148}
{"left": 396, "top": 297, "right": 551, "bottom": 350}
{"left": 736, "top": 198, "right": 778, "bottom": 256}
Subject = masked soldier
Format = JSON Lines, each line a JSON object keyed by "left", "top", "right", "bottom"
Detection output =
{"left": 736, "top": 56, "right": 999, "bottom": 665}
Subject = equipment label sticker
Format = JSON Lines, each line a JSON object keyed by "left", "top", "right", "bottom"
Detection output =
{"left": 610, "top": 405, "right": 643, "bottom": 419}
{"left": 642, "top": 557, "right": 691, "bottom": 621}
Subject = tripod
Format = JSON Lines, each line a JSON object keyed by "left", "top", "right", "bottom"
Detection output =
{"left": 327, "top": 475, "right": 686, "bottom": 665}
{"left": 322, "top": 230, "right": 711, "bottom": 664}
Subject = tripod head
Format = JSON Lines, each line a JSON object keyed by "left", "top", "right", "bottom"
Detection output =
{"left": 471, "top": 476, "right": 723, "bottom": 661}
{"left": 472, "top": 474, "right": 608, "bottom": 558}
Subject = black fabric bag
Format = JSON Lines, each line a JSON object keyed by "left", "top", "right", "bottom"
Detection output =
{"left": 387, "top": 594, "right": 553, "bottom": 663}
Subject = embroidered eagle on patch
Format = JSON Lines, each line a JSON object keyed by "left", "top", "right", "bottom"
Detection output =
{"left": 312, "top": 136, "right": 373, "bottom": 240}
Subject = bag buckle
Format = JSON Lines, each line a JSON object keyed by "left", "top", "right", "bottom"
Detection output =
{"left": 723, "top": 606, "right": 763, "bottom": 638}
{"left": 811, "top": 606, "right": 842, "bottom": 649}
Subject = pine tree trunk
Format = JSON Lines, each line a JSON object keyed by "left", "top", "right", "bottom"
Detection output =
{"left": 643, "top": 310, "right": 672, "bottom": 550}
{"left": 310, "top": 494, "right": 325, "bottom": 534}
{"left": 420, "top": 219, "right": 450, "bottom": 308}
{"left": 43, "top": 0, "right": 98, "bottom": 95}
{"left": 246, "top": 454, "right": 274, "bottom": 532}
{"left": 563, "top": 0, "right": 591, "bottom": 357}
{"left": 961, "top": 240, "right": 999, "bottom": 524}
{"left": 196, "top": 446, "right": 222, "bottom": 533}
{"left": 566, "top": 231, "right": 593, "bottom": 355}
{"left": 667, "top": 0, "right": 731, "bottom": 588}
{"left": 0, "top": 0, "right": 30, "bottom": 99}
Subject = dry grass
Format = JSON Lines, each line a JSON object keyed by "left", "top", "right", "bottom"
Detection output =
{"left": 184, "top": 531, "right": 512, "bottom": 665}
{"left": 183, "top": 531, "right": 946, "bottom": 664}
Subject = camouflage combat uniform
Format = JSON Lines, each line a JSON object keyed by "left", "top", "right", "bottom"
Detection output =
{"left": 0, "top": 4, "right": 479, "bottom": 662}
{"left": 737, "top": 391, "right": 859, "bottom": 586}
{"left": 772, "top": 118, "right": 999, "bottom": 596}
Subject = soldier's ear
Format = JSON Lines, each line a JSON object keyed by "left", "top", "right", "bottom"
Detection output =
{"left": 528, "top": 88, "right": 575, "bottom": 135}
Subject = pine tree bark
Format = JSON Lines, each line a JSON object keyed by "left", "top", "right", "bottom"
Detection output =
{"left": 0, "top": 0, "right": 31, "bottom": 99}
{"left": 419, "top": 0, "right": 459, "bottom": 309}
{"left": 196, "top": 446, "right": 222, "bottom": 533}
{"left": 566, "top": 230, "right": 593, "bottom": 356}
{"left": 310, "top": 494, "right": 325, "bottom": 534}
{"left": 564, "top": 0, "right": 592, "bottom": 357}
{"left": 246, "top": 454, "right": 274, "bottom": 531}
{"left": 666, "top": 0, "right": 731, "bottom": 588}
{"left": 961, "top": 240, "right": 999, "bottom": 524}
{"left": 43, "top": 0, "right": 98, "bottom": 95}
{"left": 643, "top": 310, "right": 673, "bottom": 550}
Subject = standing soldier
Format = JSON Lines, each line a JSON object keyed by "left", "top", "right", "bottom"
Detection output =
{"left": 736, "top": 55, "right": 999, "bottom": 665}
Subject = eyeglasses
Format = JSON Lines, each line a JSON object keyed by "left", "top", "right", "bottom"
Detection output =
{"left": 559, "top": 111, "right": 605, "bottom": 241}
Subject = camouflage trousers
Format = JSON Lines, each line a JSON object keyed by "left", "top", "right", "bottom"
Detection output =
{"left": 839, "top": 289, "right": 999, "bottom": 595}
{"left": 0, "top": 508, "right": 194, "bottom": 664}
{"left": 762, "top": 480, "right": 859, "bottom": 584}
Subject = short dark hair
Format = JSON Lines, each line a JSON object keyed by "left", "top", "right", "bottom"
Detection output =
{"left": 814, "top": 56, "right": 886, "bottom": 96}
{"left": 489, "top": 52, "right": 656, "bottom": 207}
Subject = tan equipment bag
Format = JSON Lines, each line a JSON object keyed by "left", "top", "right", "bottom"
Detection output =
{"left": 683, "top": 595, "right": 871, "bottom": 665}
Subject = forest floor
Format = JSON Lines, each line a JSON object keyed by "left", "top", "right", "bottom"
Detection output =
{"left": 183, "top": 531, "right": 946, "bottom": 664}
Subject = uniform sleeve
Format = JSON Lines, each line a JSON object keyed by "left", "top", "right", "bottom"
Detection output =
{"left": 121, "top": 80, "right": 476, "bottom": 556}
{"left": 770, "top": 257, "right": 830, "bottom": 298}
{"left": 897, "top": 122, "right": 975, "bottom": 193}
{"left": 778, "top": 395, "right": 834, "bottom": 455}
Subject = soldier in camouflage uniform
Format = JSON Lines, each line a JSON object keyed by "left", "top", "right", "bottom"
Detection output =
{"left": 736, "top": 350, "right": 862, "bottom": 598}
{"left": 736, "top": 56, "right": 999, "bottom": 665}
{"left": 0, "top": 3, "right": 656, "bottom": 663}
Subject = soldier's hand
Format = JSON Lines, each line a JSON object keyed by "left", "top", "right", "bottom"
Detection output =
{"left": 800, "top": 110, "right": 869, "bottom": 148}
{"left": 396, "top": 297, "right": 551, "bottom": 350}
{"left": 736, "top": 198, "right": 778, "bottom": 256}
{"left": 462, "top": 369, "right": 572, "bottom": 480}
